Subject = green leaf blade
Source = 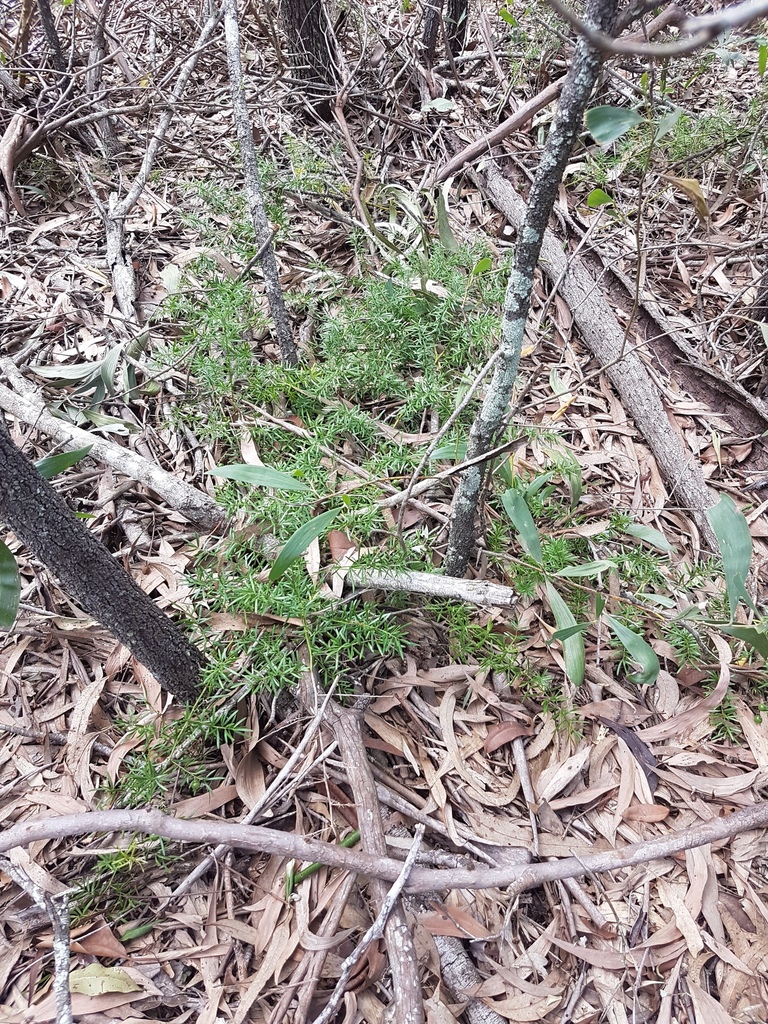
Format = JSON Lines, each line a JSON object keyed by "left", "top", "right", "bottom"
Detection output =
{"left": 35, "top": 445, "right": 93, "bottom": 480}
{"left": 623, "top": 522, "right": 677, "bottom": 553}
{"left": 211, "top": 464, "right": 311, "bottom": 492}
{"left": 707, "top": 494, "right": 755, "bottom": 619}
{"left": 586, "top": 105, "right": 644, "bottom": 146}
{"left": 604, "top": 613, "right": 659, "bottom": 686}
{"left": 0, "top": 540, "right": 20, "bottom": 631}
{"left": 501, "top": 488, "right": 543, "bottom": 564}
{"left": 269, "top": 509, "right": 340, "bottom": 582}
{"left": 546, "top": 583, "right": 585, "bottom": 687}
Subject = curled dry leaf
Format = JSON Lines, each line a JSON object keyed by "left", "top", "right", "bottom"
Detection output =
{"left": 621, "top": 802, "right": 670, "bottom": 822}
{"left": 484, "top": 719, "right": 535, "bottom": 754}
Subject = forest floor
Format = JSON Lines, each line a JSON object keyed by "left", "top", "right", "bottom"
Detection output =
{"left": 2, "top": 2, "right": 768, "bottom": 1022}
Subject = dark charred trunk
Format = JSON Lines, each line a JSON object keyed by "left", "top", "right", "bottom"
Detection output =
{"left": 280, "top": 0, "right": 339, "bottom": 114}
{"left": 0, "top": 418, "right": 203, "bottom": 703}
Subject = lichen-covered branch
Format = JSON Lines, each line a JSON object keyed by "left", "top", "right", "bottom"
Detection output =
{"left": 443, "top": 0, "right": 620, "bottom": 576}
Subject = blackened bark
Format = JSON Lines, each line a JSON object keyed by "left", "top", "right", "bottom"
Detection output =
{"left": 0, "top": 419, "right": 203, "bottom": 703}
{"left": 280, "top": 0, "right": 339, "bottom": 112}
{"left": 37, "top": 0, "right": 66, "bottom": 72}
{"left": 443, "top": 0, "right": 620, "bottom": 577}
{"left": 423, "top": 0, "right": 442, "bottom": 64}
{"left": 446, "top": 0, "right": 469, "bottom": 57}
{"left": 423, "top": 0, "right": 468, "bottom": 63}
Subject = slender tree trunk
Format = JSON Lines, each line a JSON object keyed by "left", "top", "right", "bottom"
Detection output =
{"left": 280, "top": 0, "right": 339, "bottom": 113}
{"left": 423, "top": 0, "right": 468, "bottom": 63}
{"left": 442, "top": 0, "right": 620, "bottom": 577}
{"left": 445, "top": 0, "right": 469, "bottom": 56}
{"left": 0, "top": 418, "right": 203, "bottom": 703}
{"left": 223, "top": 0, "right": 297, "bottom": 364}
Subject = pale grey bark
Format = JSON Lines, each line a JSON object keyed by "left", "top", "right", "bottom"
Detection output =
{"left": 349, "top": 567, "right": 518, "bottom": 608}
{"left": 223, "top": 0, "right": 297, "bottom": 365}
{"left": 442, "top": 0, "right": 619, "bottom": 576}
{"left": 481, "top": 164, "right": 718, "bottom": 549}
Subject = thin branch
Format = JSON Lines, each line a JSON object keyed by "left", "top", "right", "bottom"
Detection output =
{"left": 544, "top": 0, "right": 768, "bottom": 57}
{"left": 5, "top": 801, "right": 768, "bottom": 894}
{"left": 328, "top": 702, "right": 424, "bottom": 1024}
{"left": 0, "top": 857, "right": 72, "bottom": 1024}
{"left": 113, "top": 11, "right": 222, "bottom": 217}
{"left": 171, "top": 684, "right": 338, "bottom": 898}
{"left": 222, "top": 0, "right": 297, "bottom": 364}
{"left": 434, "top": 81, "right": 562, "bottom": 185}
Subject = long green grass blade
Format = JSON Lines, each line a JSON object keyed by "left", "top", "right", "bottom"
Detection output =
{"left": 269, "top": 509, "right": 340, "bottom": 582}
{"left": 707, "top": 494, "right": 756, "bottom": 619}
{"left": 502, "top": 488, "right": 543, "bottom": 563}
{"left": 0, "top": 540, "right": 20, "bottom": 630}
{"left": 211, "top": 464, "right": 311, "bottom": 492}
{"left": 546, "top": 583, "right": 585, "bottom": 687}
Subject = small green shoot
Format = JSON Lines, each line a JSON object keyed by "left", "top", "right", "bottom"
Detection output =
{"left": 603, "top": 614, "right": 660, "bottom": 686}
{"left": 707, "top": 494, "right": 756, "bottom": 619}
{"left": 35, "top": 445, "right": 93, "bottom": 479}
{"left": 501, "top": 487, "right": 543, "bottom": 563}
{"left": 546, "top": 583, "right": 585, "bottom": 687}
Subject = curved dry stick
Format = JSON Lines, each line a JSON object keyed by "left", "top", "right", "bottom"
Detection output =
{"left": 545, "top": 0, "right": 767, "bottom": 57}
{"left": 4, "top": 802, "right": 768, "bottom": 894}
{"left": 434, "top": 81, "right": 562, "bottom": 185}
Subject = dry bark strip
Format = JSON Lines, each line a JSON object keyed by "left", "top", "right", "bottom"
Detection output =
{"left": 349, "top": 567, "right": 518, "bottom": 608}
{"left": 0, "top": 362, "right": 226, "bottom": 532}
{"left": 481, "top": 162, "right": 718, "bottom": 550}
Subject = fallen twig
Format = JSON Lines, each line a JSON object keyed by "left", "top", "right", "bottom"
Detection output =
{"left": 0, "top": 360, "right": 226, "bottom": 532}
{"left": 5, "top": 800, "right": 768, "bottom": 895}
{"left": 348, "top": 567, "right": 518, "bottom": 608}
{"left": 328, "top": 702, "right": 424, "bottom": 1024}
{"left": 433, "top": 80, "right": 563, "bottom": 185}
{"left": 222, "top": 0, "right": 296, "bottom": 364}
{"left": 311, "top": 825, "right": 426, "bottom": 1024}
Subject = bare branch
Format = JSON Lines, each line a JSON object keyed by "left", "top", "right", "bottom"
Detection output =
{"left": 0, "top": 857, "right": 72, "bottom": 1024}
{"left": 311, "top": 825, "right": 426, "bottom": 1024}
{"left": 545, "top": 0, "right": 768, "bottom": 58}
{"left": 222, "top": 0, "right": 297, "bottom": 365}
{"left": 4, "top": 803, "right": 768, "bottom": 895}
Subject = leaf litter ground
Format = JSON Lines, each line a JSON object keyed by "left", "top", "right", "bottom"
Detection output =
{"left": 1, "top": 3, "right": 768, "bottom": 1022}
